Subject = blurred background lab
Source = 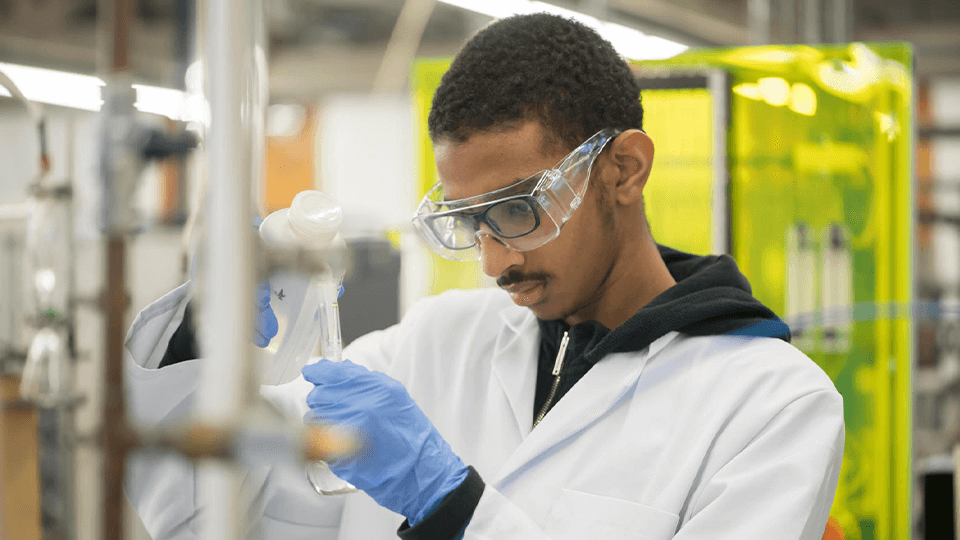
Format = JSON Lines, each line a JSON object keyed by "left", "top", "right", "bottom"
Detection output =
{"left": 0, "top": 0, "right": 958, "bottom": 539}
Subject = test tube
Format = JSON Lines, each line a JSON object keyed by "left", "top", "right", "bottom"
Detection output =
{"left": 319, "top": 280, "right": 343, "bottom": 363}
{"left": 305, "top": 278, "right": 357, "bottom": 495}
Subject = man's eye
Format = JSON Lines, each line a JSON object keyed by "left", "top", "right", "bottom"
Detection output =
{"left": 503, "top": 201, "right": 531, "bottom": 216}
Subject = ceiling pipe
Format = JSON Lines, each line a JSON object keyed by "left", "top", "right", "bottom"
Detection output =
{"left": 372, "top": 0, "right": 436, "bottom": 93}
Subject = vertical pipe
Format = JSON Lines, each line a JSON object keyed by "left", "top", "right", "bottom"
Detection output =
{"left": 826, "top": 0, "right": 852, "bottom": 43}
{"left": 773, "top": 0, "right": 796, "bottom": 43}
{"left": 802, "top": 0, "right": 821, "bottom": 44}
{"left": 198, "top": 0, "right": 255, "bottom": 432}
{"left": 102, "top": 236, "right": 128, "bottom": 540}
{"left": 61, "top": 118, "right": 78, "bottom": 540}
{"left": 748, "top": 0, "right": 771, "bottom": 45}
{"left": 111, "top": 0, "right": 132, "bottom": 72}
{"left": 100, "top": 0, "right": 134, "bottom": 536}
{"left": 198, "top": 0, "right": 265, "bottom": 537}
{"left": 709, "top": 70, "right": 730, "bottom": 255}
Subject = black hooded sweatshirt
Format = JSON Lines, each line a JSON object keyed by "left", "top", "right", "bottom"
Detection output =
{"left": 531, "top": 244, "right": 791, "bottom": 422}
{"left": 158, "top": 245, "right": 790, "bottom": 539}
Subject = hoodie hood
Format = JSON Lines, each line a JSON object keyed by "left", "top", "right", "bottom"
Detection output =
{"left": 533, "top": 245, "right": 790, "bottom": 420}
{"left": 642, "top": 244, "right": 791, "bottom": 342}
{"left": 539, "top": 244, "right": 789, "bottom": 360}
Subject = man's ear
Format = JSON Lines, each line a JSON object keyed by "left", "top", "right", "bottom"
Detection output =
{"left": 608, "top": 130, "right": 654, "bottom": 206}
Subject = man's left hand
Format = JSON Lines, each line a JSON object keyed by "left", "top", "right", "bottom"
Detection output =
{"left": 302, "top": 359, "right": 469, "bottom": 525}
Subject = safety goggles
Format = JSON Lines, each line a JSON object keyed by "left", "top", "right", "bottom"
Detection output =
{"left": 412, "top": 128, "right": 622, "bottom": 261}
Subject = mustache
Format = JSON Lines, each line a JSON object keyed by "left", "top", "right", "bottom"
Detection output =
{"left": 497, "top": 270, "right": 550, "bottom": 288}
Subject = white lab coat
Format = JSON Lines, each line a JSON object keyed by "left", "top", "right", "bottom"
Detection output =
{"left": 124, "top": 282, "right": 844, "bottom": 540}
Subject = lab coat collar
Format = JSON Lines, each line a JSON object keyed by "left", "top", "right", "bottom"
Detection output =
{"left": 492, "top": 303, "right": 539, "bottom": 440}
{"left": 493, "top": 331, "right": 680, "bottom": 491}
{"left": 499, "top": 301, "right": 534, "bottom": 334}
{"left": 123, "top": 282, "right": 204, "bottom": 427}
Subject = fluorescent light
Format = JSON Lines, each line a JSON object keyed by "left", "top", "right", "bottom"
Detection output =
{"left": 0, "top": 62, "right": 206, "bottom": 121}
{"left": 0, "top": 62, "right": 104, "bottom": 111}
{"left": 133, "top": 84, "right": 210, "bottom": 124}
{"left": 437, "top": 0, "right": 687, "bottom": 60}
{"left": 133, "top": 84, "right": 185, "bottom": 117}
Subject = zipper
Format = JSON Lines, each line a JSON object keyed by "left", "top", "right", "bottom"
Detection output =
{"left": 533, "top": 331, "right": 570, "bottom": 428}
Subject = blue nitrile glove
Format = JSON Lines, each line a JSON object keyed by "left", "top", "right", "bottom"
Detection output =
{"left": 302, "top": 359, "right": 469, "bottom": 525}
{"left": 252, "top": 280, "right": 279, "bottom": 347}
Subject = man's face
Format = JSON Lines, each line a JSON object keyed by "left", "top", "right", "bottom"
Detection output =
{"left": 433, "top": 121, "right": 618, "bottom": 321}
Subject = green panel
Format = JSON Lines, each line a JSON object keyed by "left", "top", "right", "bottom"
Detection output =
{"left": 641, "top": 88, "right": 714, "bottom": 255}
{"left": 411, "top": 59, "right": 485, "bottom": 294}
{"left": 641, "top": 42, "right": 913, "bottom": 540}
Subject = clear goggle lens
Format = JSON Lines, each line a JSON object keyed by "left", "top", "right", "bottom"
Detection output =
{"left": 413, "top": 128, "right": 622, "bottom": 261}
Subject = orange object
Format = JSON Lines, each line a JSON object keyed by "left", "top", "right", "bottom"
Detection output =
{"left": 0, "top": 376, "right": 42, "bottom": 540}
{"left": 822, "top": 516, "right": 845, "bottom": 540}
{"left": 264, "top": 106, "right": 317, "bottom": 214}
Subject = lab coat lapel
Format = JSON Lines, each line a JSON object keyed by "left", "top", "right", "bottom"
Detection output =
{"left": 492, "top": 332, "right": 680, "bottom": 491}
{"left": 491, "top": 305, "right": 540, "bottom": 442}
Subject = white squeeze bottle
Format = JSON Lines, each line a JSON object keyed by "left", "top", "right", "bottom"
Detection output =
{"left": 259, "top": 190, "right": 347, "bottom": 385}
{"left": 258, "top": 190, "right": 355, "bottom": 495}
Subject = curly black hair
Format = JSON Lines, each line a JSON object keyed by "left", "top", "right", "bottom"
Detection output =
{"left": 427, "top": 13, "right": 643, "bottom": 152}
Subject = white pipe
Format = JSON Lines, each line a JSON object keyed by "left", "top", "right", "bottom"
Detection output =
{"left": 198, "top": 0, "right": 251, "bottom": 428}
{"left": 372, "top": 0, "right": 436, "bottom": 93}
{"left": 708, "top": 70, "right": 729, "bottom": 255}
{"left": 802, "top": 0, "right": 821, "bottom": 44}
{"left": 826, "top": 0, "right": 852, "bottom": 43}
{"left": 198, "top": 461, "right": 242, "bottom": 540}
{"left": 198, "top": 0, "right": 266, "bottom": 537}
{"left": 748, "top": 0, "right": 771, "bottom": 45}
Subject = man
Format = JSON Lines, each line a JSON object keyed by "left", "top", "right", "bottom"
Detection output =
{"left": 125, "top": 13, "right": 844, "bottom": 540}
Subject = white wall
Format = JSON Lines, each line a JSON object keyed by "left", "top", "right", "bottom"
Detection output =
{"left": 931, "top": 77, "right": 960, "bottom": 130}
{"left": 316, "top": 93, "right": 436, "bottom": 316}
{"left": 0, "top": 105, "right": 40, "bottom": 203}
{"left": 317, "top": 93, "right": 417, "bottom": 236}
{"left": 931, "top": 77, "right": 960, "bottom": 291}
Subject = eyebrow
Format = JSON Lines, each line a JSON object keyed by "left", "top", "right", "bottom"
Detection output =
{"left": 441, "top": 174, "right": 543, "bottom": 203}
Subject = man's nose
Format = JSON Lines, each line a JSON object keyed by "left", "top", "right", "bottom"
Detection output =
{"left": 477, "top": 232, "right": 524, "bottom": 279}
